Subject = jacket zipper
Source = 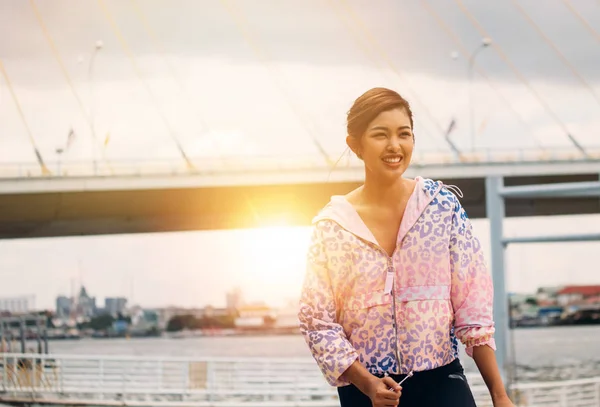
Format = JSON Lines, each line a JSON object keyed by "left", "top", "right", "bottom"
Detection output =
{"left": 365, "top": 240, "right": 403, "bottom": 374}
{"left": 387, "top": 254, "right": 402, "bottom": 374}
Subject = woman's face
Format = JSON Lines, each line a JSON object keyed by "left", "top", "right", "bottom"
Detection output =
{"left": 348, "top": 108, "right": 414, "bottom": 181}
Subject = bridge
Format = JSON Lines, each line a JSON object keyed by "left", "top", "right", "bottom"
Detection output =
{"left": 2, "top": 0, "right": 600, "bottom": 238}
{"left": 1, "top": 148, "right": 600, "bottom": 239}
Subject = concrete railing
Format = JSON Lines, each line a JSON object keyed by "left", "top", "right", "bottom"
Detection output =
{"left": 1, "top": 146, "right": 599, "bottom": 179}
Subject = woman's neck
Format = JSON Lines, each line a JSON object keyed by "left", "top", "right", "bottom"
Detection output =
{"left": 361, "top": 173, "right": 412, "bottom": 207}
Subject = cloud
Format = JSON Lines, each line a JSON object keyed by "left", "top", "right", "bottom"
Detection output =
{"left": 2, "top": 0, "right": 599, "bottom": 84}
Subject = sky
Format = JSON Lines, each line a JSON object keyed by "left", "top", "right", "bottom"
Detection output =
{"left": 1, "top": 0, "right": 599, "bottom": 310}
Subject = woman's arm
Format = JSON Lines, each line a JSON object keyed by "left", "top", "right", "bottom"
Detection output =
{"left": 298, "top": 224, "right": 359, "bottom": 387}
{"left": 448, "top": 196, "right": 514, "bottom": 406}
{"left": 472, "top": 345, "right": 512, "bottom": 405}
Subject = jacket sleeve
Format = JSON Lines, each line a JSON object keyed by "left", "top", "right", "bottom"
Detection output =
{"left": 449, "top": 198, "right": 496, "bottom": 357}
{"left": 298, "top": 223, "right": 358, "bottom": 386}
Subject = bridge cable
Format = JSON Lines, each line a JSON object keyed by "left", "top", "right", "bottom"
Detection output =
{"left": 128, "top": 0, "right": 223, "bottom": 162}
{"left": 0, "top": 60, "right": 51, "bottom": 175}
{"left": 560, "top": 0, "right": 600, "bottom": 44}
{"left": 326, "top": 0, "right": 438, "bottom": 148}
{"left": 29, "top": 0, "right": 116, "bottom": 172}
{"left": 337, "top": 0, "right": 463, "bottom": 159}
{"left": 420, "top": 0, "right": 545, "bottom": 150}
{"left": 510, "top": 0, "right": 600, "bottom": 108}
{"left": 96, "top": 0, "right": 195, "bottom": 170}
{"left": 219, "top": 0, "right": 337, "bottom": 168}
{"left": 454, "top": 0, "right": 584, "bottom": 154}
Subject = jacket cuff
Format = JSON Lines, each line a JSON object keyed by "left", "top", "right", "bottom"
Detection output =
{"left": 317, "top": 352, "right": 359, "bottom": 387}
{"left": 465, "top": 335, "right": 496, "bottom": 357}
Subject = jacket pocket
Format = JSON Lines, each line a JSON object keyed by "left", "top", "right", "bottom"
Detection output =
{"left": 340, "top": 291, "right": 395, "bottom": 355}
{"left": 343, "top": 291, "right": 392, "bottom": 311}
{"left": 395, "top": 285, "right": 451, "bottom": 302}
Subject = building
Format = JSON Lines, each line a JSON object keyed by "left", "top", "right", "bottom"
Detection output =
{"left": 203, "top": 306, "right": 230, "bottom": 318}
{"left": 557, "top": 285, "right": 600, "bottom": 306}
{"left": 274, "top": 299, "right": 300, "bottom": 329}
{"left": 105, "top": 297, "right": 127, "bottom": 317}
{"left": 535, "top": 286, "right": 562, "bottom": 305}
{"left": 75, "top": 286, "right": 96, "bottom": 318}
{"left": 226, "top": 287, "right": 243, "bottom": 313}
{"left": 235, "top": 303, "right": 275, "bottom": 328}
{"left": 0, "top": 295, "right": 34, "bottom": 313}
{"left": 56, "top": 296, "right": 71, "bottom": 318}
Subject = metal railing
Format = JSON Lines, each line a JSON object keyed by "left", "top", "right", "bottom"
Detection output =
{"left": 1, "top": 146, "right": 599, "bottom": 179}
{"left": 1, "top": 353, "right": 599, "bottom": 406}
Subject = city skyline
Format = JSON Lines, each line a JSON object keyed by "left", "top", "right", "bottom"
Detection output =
{"left": 1, "top": 213, "right": 600, "bottom": 311}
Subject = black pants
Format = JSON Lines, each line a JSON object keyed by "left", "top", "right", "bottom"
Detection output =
{"left": 337, "top": 359, "right": 477, "bottom": 407}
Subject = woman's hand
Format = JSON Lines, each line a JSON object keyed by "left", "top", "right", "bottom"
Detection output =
{"left": 365, "top": 376, "right": 402, "bottom": 407}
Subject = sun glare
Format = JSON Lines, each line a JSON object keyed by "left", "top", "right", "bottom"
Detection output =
{"left": 238, "top": 222, "right": 311, "bottom": 302}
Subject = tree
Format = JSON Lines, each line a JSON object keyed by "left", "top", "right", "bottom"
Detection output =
{"left": 166, "top": 314, "right": 197, "bottom": 332}
{"left": 525, "top": 298, "right": 538, "bottom": 306}
{"left": 89, "top": 314, "right": 115, "bottom": 331}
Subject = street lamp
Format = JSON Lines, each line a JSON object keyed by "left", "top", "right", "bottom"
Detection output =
{"left": 55, "top": 147, "right": 64, "bottom": 175}
{"left": 89, "top": 40, "right": 103, "bottom": 174}
{"left": 468, "top": 37, "right": 491, "bottom": 152}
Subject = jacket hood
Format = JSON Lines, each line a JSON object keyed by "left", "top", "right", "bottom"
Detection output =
{"left": 312, "top": 176, "right": 447, "bottom": 246}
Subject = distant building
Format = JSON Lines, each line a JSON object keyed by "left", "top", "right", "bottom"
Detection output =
{"left": 557, "top": 285, "right": 600, "bottom": 306}
{"left": 203, "top": 306, "right": 229, "bottom": 318}
{"left": 536, "top": 286, "right": 562, "bottom": 304}
{"left": 56, "top": 296, "right": 71, "bottom": 318}
{"left": 105, "top": 297, "right": 127, "bottom": 317}
{"left": 235, "top": 303, "right": 275, "bottom": 328}
{"left": 274, "top": 300, "right": 300, "bottom": 329}
{"left": 0, "top": 295, "right": 34, "bottom": 313}
{"left": 226, "top": 287, "right": 244, "bottom": 313}
{"left": 76, "top": 286, "right": 96, "bottom": 318}
{"left": 130, "top": 307, "right": 159, "bottom": 332}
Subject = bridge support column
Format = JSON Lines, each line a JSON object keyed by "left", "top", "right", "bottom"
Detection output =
{"left": 485, "top": 176, "right": 600, "bottom": 395}
{"left": 485, "top": 176, "right": 510, "bottom": 388}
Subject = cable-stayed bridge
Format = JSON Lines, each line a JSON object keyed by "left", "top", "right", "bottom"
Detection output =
{"left": 1, "top": 0, "right": 600, "bottom": 239}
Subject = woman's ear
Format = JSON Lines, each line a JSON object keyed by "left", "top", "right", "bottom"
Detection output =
{"left": 346, "top": 135, "right": 361, "bottom": 159}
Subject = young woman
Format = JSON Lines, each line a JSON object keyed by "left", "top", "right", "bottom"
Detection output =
{"left": 298, "top": 88, "right": 514, "bottom": 407}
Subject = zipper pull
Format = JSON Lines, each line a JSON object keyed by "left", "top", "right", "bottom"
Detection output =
{"left": 384, "top": 266, "right": 394, "bottom": 294}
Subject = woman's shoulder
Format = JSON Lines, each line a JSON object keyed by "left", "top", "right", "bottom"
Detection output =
{"left": 414, "top": 177, "right": 463, "bottom": 205}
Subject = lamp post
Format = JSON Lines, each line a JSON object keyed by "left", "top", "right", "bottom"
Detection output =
{"left": 88, "top": 40, "right": 103, "bottom": 174}
{"left": 55, "top": 147, "right": 64, "bottom": 175}
{"left": 468, "top": 37, "right": 491, "bottom": 152}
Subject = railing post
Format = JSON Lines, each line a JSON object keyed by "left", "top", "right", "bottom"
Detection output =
{"left": 560, "top": 384, "right": 568, "bottom": 407}
{"left": 99, "top": 359, "right": 104, "bottom": 400}
{"left": 206, "top": 360, "right": 213, "bottom": 402}
{"left": 183, "top": 360, "right": 189, "bottom": 401}
{"left": 158, "top": 360, "right": 163, "bottom": 394}
{"left": 1, "top": 352, "right": 5, "bottom": 392}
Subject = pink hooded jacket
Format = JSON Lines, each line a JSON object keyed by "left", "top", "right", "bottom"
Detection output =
{"left": 298, "top": 177, "right": 496, "bottom": 387}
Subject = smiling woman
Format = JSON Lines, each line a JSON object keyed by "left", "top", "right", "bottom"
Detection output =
{"left": 298, "top": 87, "right": 514, "bottom": 407}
